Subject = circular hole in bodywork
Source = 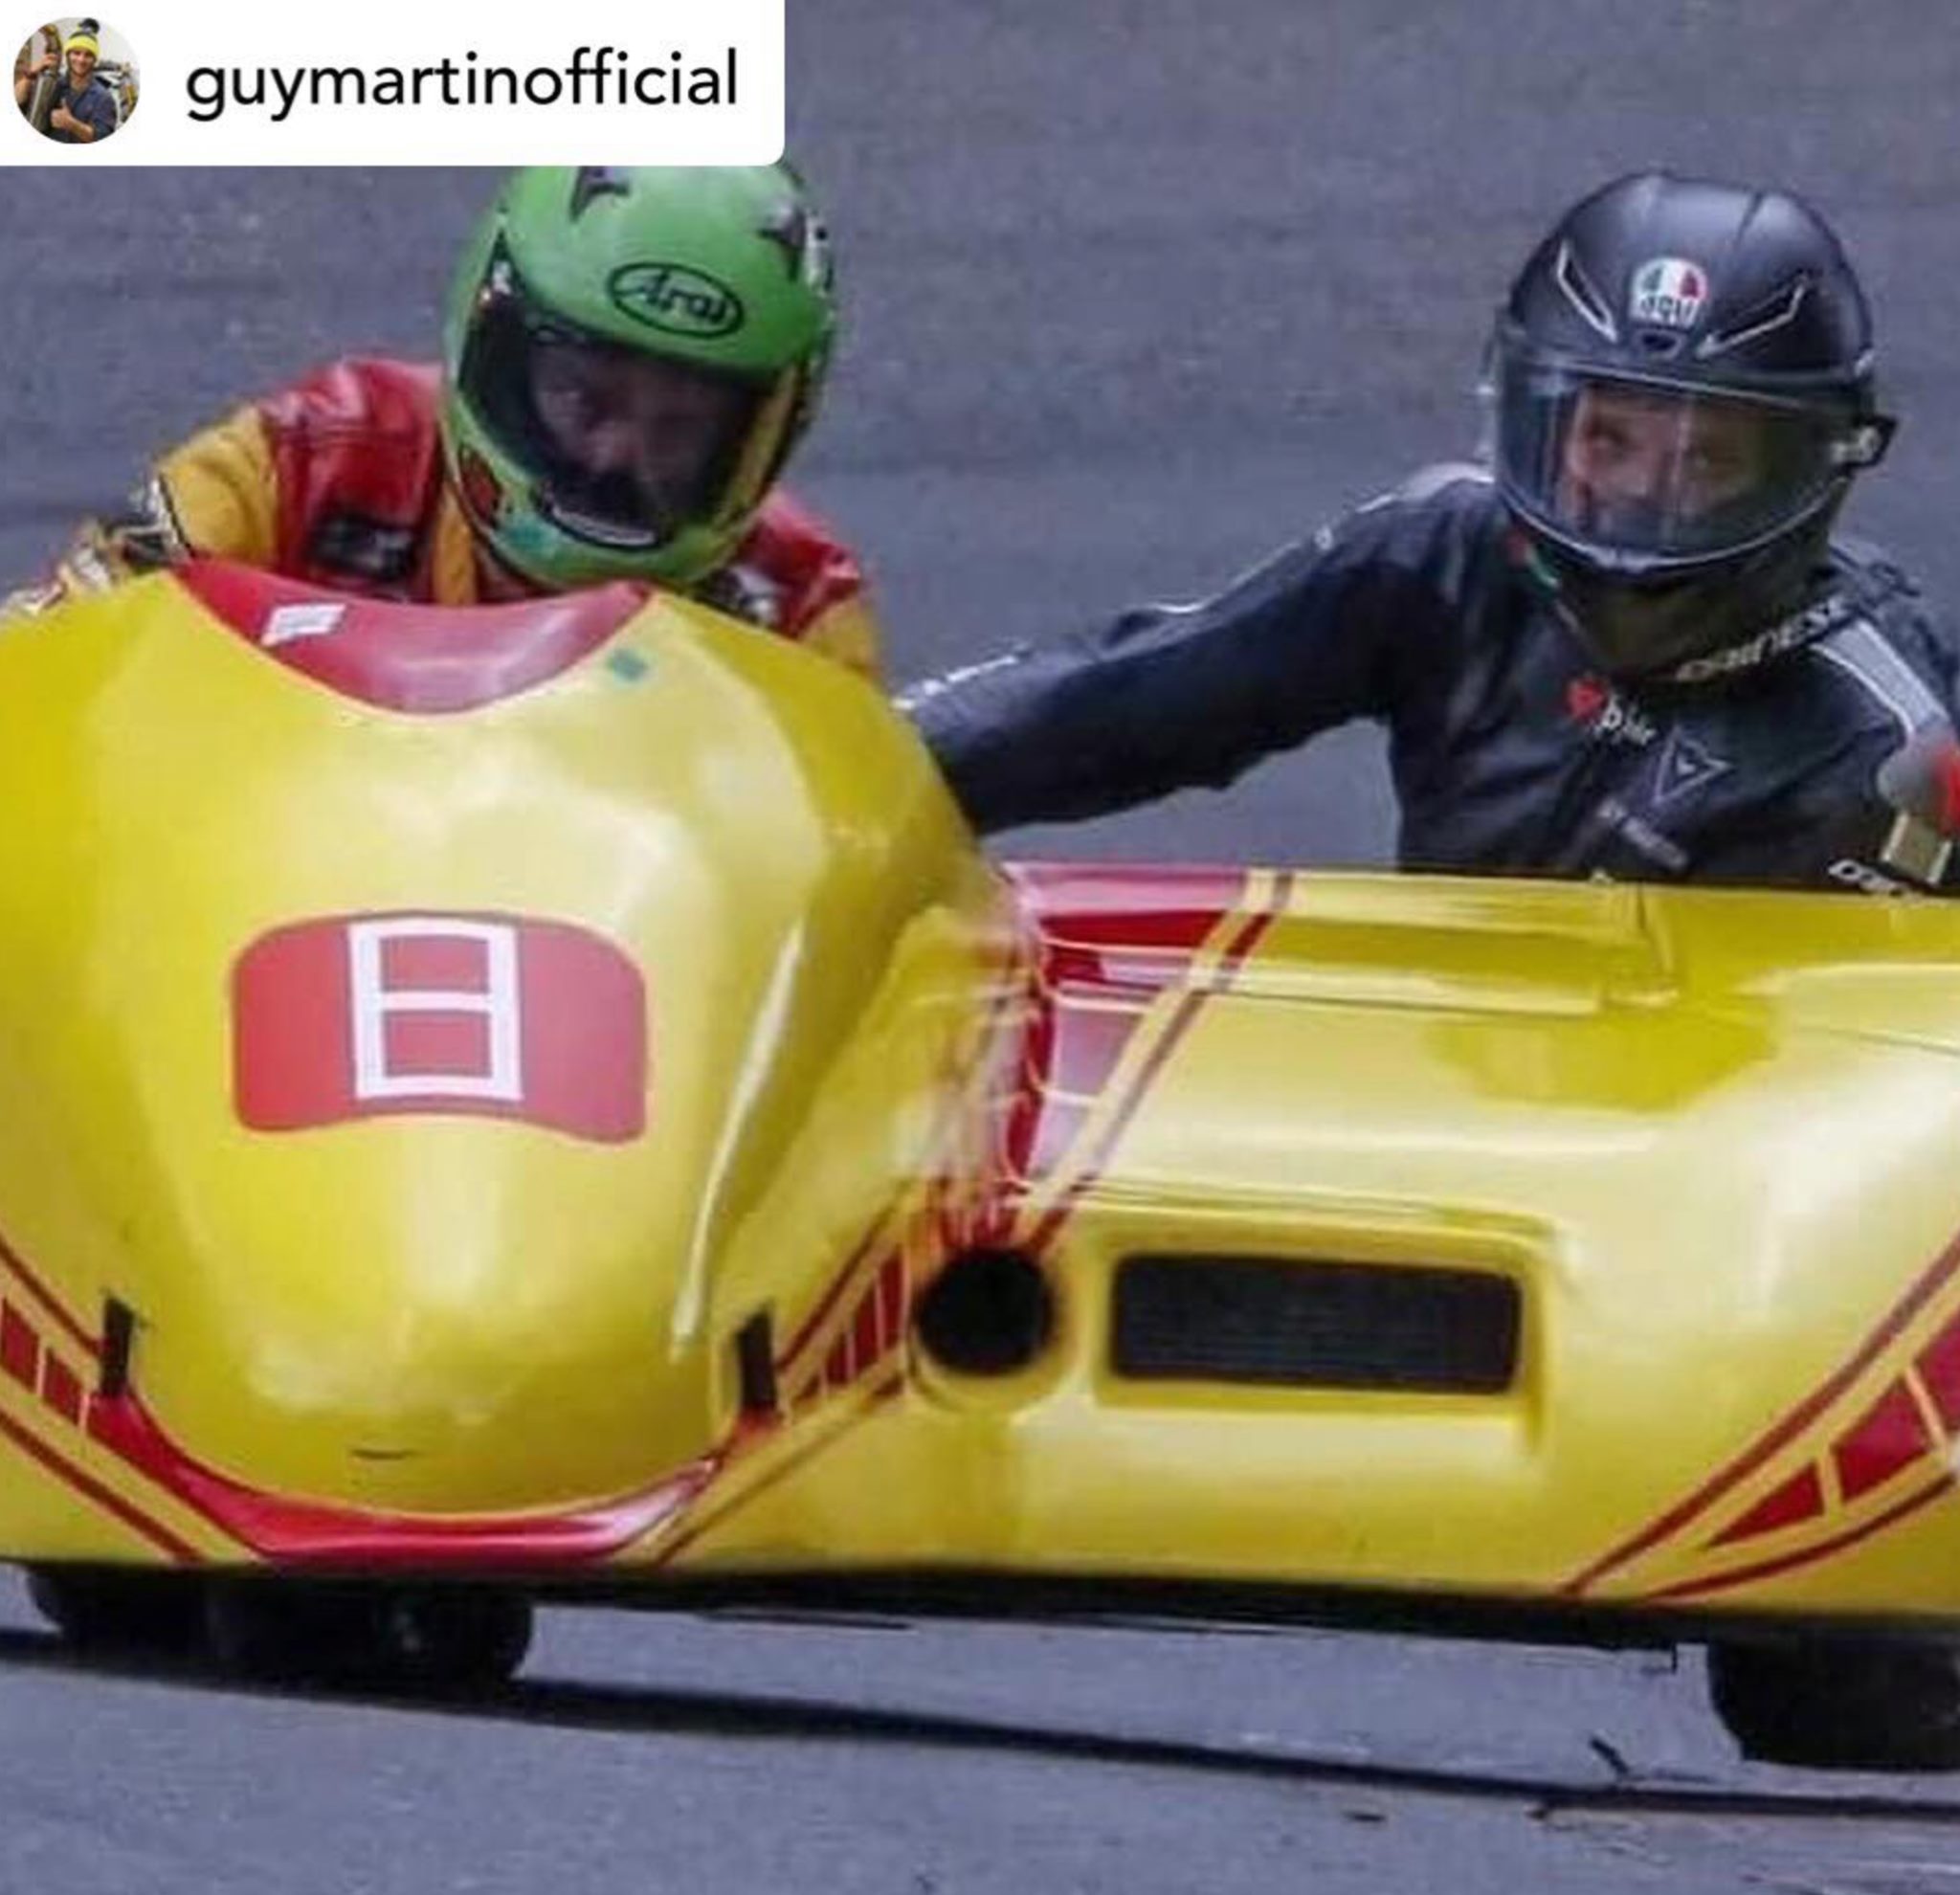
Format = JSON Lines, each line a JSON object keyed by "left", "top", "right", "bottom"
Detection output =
{"left": 914, "top": 1248, "right": 1055, "bottom": 1376}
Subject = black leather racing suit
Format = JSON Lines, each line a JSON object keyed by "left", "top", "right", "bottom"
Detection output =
{"left": 902, "top": 467, "right": 1960, "bottom": 897}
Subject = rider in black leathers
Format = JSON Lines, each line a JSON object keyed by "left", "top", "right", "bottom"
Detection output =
{"left": 903, "top": 173, "right": 1960, "bottom": 898}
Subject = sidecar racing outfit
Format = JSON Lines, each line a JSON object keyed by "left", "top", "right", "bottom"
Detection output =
{"left": 7, "top": 357, "right": 881, "bottom": 679}
{"left": 905, "top": 465, "right": 1960, "bottom": 896}
{"left": 908, "top": 174, "right": 1960, "bottom": 895}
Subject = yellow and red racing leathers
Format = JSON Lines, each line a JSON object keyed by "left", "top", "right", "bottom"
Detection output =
{"left": 5, "top": 357, "right": 882, "bottom": 680}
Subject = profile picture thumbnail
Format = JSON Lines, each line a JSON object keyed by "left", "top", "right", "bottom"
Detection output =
{"left": 13, "top": 16, "right": 138, "bottom": 144}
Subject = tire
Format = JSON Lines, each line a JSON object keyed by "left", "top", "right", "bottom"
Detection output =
{"left": 368, "top": 1587, "right": 534, "bottom": 1692}
{"left": 1707, "top": 1638, "right": 1960, "bottom": 1771}
{"left": 204, "top": 1580, "right": 532, "bottom": 1693}
{"left": 26, "top": 1565, "right": 206, "bottom": 1656}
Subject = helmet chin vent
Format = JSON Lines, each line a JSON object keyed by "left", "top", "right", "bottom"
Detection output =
{"left": 535, "top": 490, "right": 663, "bottom": 552}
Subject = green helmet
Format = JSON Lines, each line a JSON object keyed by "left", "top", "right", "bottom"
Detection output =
{"left": 440, "top": 166, "right": 838, "bottom": 591}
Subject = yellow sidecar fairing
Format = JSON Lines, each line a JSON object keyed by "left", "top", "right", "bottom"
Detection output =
{"left": 8, "top": 564, "right": 1960, "bottom": 1632}
{"left": 0, "top": 563, "right": 1002, "bottom": 1564}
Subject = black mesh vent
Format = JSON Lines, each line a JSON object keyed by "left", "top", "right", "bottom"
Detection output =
{"left": 1112, "top": 1255, "right": 1521, "bottom": 1394}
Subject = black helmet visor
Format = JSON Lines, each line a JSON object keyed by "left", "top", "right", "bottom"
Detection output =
{"left": 1496, "top": 355, "right": 1880, "bottom": 572}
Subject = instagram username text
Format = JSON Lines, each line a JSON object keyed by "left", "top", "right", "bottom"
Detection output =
{"left": 185, "top": 46, "right": 739, "bottom": 123}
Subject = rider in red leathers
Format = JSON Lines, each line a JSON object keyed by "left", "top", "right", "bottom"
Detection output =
{"left": 6, "top": 166, "right": 881, "bottom": 681}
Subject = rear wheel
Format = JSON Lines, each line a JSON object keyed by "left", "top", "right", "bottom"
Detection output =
{"left": 203, "top": 1580, "right": 533, "bottom": 1693}
{"left": 1707, "top": 1638, "right": 1960, "bottom": 1771}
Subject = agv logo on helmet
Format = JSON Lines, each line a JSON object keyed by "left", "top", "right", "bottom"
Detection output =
{"left": 607, "top": 262, "right": 746, "bottom": 339}
{"left": 1629, "top": 257, "right": 1708, "bottom": 332}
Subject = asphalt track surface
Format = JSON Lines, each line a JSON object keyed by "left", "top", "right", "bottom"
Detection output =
{"left": 7, "top": 3, "right": 1960, "bottom": 1888}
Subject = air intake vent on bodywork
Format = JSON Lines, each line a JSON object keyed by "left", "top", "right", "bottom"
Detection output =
{"left": 1112, "top": 1255, "right": 1521, "bottom": 1394}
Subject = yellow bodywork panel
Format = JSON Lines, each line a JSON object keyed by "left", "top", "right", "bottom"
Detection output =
{"left": 5, "top": 568, "right": 1960, "bottom": 1634}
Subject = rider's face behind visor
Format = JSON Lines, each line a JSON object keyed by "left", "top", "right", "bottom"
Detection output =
{"left": 461, "top": 286, "right": 765, "bottom": 557}
{"left": 522, "top": 335, "right": 760, "bottom": 551}
{"left": 1501, "top": 365, "right": 1856, "bottom": 573}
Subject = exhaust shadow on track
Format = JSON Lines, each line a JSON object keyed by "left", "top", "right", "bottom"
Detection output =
{"left": 3, "top": 1623, "right": 1957, "bottom": 1825}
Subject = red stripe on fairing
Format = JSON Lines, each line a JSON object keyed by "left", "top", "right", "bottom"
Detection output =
{"left": 653, "top": 1371, "right": 907, "bottom": 1571}
{"left": 851, "top": 1280, "right": 884, "bottom": 1367}
{"left": 179, "top": 563, "right": 644, "bottom": 716}
{"left": 39, "top": 1354, "right": 83, "bottom": 1425}
{"left": 86, "top": 1395, "right": 717, "bottom": 1568}
{"left": 879, "top": 1253, "right": 906, "bottom": 1343}
{"left": 1644, "top": 1472, "right": 1953, "bottom": 1605}
{"left": 1007, "top": 862, "right": 1248, "bottom": 1004}
{"left": 779, "top": 1227, "right": 883, "bottom": 1374}
{"left": 1003, "top": 863, "right": 1253, "bottom": 939}
{"left": 1833, "top": 1380, "right": 1933, "bottom": 1504}
{"left": 1021, "top": 875, "right": 1296, "bottom": 1260}
{"left": 0, "top": 1232, "right": 100, "bottom": 1360}
{"left": 824, "top": 1333, "right": 854, "bottom": 1390}
{"left": 0, "top": 1302, "right": 36, "bottom": 1388}
{"left": 0, "top": 1278, "right": 212, "bottom": 1560}
{"left": 1710, "top": 1463, "right": 1825, "bottom": 1547}
{"left": 0, "top": 1404, "right": 201, "bottom": 1562}
{"left": 1565, "top": 1221, "right": 1960, "bottom": 1597}
{"left": 1917, "top": 1315, "right": 1960, "bottom": 1432}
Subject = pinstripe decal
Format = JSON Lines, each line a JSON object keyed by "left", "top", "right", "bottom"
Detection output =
{"left": 0, "top": 1233, "right": 101, "bottom": 1361}
{"left": 1566, "top": 1216, "right": 1960, "bottom": 1601}
{"left": 1642, "top": 1472, "right": 1952, "bottom": 1605}
{"left": 0, "top": 1279, "right": 224, "bottom": 1561}
{"left": 0, "top": 1404, "right": 201, "bottom": 1562}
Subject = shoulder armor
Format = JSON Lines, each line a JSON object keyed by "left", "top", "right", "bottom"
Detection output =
{"left": 1391, "top": 460, "right": 1494, "bottom": 505}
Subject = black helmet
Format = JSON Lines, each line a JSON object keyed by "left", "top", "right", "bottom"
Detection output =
{"left": 1490, "top": 171, "right": 1893, "bottom": 683}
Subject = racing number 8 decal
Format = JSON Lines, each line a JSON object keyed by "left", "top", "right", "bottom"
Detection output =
{"left": 233, "top": 912, "right": 647, "bottom": 1142}
{"left": 346, "top": 918, "right": 524, "bottom": 1104}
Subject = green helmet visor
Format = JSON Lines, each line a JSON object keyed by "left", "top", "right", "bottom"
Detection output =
{"left": 458, "top": 275, "right": 765, "bottom": 553}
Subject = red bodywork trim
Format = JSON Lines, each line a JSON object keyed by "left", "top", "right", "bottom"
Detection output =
{"left": 85, "top": 1394, "right": 718, "bottom": 1569}
{"left": 1018, "top": 873, "right": 1296, "bottom": 1259}
{"left": 1646, "top": 1472, "right": 1954, "bottom": 1605}
{"left": 178, "top": 562, "right": 646, "bottom": 715}
{"left": 1710, "top": 1463, "right": 1825, "bottom": 1547}
{"left": 0, "top": 1303, "right": 37, "bottom": 1387}
{"left": 778, "top": 1225, "right": 885, "bottom": 1376}
{"left": 1919, "top": 1318, "right": 1960, "bottom": 1432}
{"left": 1833, "top": 1379, "right": 1933, "bottom": 1505}
{"left": 1002, "top": 863, "right": 1256, "bottom": 938}
{"left": 40, "top": 1354, "right": 82, "bottom": 1425}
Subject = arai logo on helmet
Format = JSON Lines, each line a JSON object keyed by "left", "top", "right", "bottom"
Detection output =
{"left": 1629, "top": 256, "right": 1708, "bottom": 331}
{"left": 608, "top": 262, "right": 746, "bottom": 339}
